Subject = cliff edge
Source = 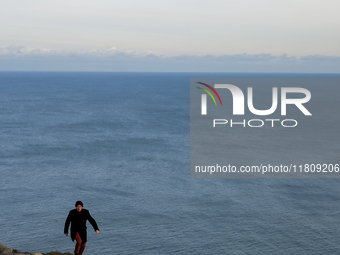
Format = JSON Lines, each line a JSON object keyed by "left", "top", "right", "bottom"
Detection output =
{"left": 0, "top": 243, "right": 72, "bottom": 255}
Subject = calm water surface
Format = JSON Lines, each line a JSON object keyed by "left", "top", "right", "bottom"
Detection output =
{"left": 0, "top": 72, "right": 340, "bottom": 254}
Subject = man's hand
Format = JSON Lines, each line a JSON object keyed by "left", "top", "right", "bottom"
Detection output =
{"left": 65, "top": 233, "right": 68, "bottom": 236}
{"left": 95, "top": 230, "right": 99, "bottom": 234}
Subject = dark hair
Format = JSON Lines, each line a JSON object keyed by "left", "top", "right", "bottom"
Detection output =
{"left": 75, "top": 201, "right": 83, "bottom": 207}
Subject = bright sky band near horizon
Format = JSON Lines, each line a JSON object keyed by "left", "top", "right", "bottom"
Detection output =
{"left": 1, "top": 0, "right": 340, "bottom": 72}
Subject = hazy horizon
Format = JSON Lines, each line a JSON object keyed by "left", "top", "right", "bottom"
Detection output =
{"left": 1, "top": 0, "right": 340, "bottom": 72}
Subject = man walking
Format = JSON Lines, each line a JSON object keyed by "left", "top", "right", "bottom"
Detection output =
{"left": 64, "top": 201, "right": 100, "bottom": 255}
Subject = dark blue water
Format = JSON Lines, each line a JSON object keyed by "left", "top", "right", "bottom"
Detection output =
{"left": 0, "top": 72, "right": 340, "bottom": 254}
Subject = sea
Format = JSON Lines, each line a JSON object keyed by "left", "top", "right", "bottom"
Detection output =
{"left": 0, "top": 72, "right": 340, "bottom": 255}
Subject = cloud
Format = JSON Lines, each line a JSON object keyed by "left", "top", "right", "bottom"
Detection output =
{"left": 0, "top": 46, "right": 339, "bottom": 73}
{"left": 0, "top": 45, "right": 161, "bottom": 57}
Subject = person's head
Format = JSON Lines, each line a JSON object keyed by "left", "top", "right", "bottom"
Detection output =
{"left": 75, "top": 201, "right": 83, "bottom": 212}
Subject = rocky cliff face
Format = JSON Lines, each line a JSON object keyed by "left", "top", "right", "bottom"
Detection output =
{"left": 0, "top": 247, "right": 42, "bottom": 255}
{"left": 0, "top": 244, "right": 71, "bottom": 255}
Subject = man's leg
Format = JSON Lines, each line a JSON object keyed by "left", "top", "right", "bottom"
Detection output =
{"left": 74, "top": 232, "right": 82, "bottom": 255}
{"left": 79, "top": 242, "right": 86, "bottom": 255}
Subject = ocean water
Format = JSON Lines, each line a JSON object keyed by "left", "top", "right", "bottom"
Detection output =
{"left": 0, "top": 72, "right": 340, "bottom": 254}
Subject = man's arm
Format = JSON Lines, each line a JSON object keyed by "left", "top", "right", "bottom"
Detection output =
{"left": 64, "top": 211, "right": 71, "bottom": 235}
{"left": 87, "top": 211, "right": 99, "bottom": 233}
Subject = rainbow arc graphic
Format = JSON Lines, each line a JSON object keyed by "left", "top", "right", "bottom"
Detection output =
{"left": 196, "top": 82, "right": 223, "bottom": 106}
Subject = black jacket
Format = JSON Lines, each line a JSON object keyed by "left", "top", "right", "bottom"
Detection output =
{"left": 64, "top": 209, "right": 99, "bottom": 243}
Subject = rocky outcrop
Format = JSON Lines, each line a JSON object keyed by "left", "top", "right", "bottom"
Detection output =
{"left": 0, "top": 244, "right": 71, "bottom": 255}
{"left": 1, "top": 248, "right": 42, "bottom": 255}
{"left": 0, "top": 246, "right": 42, "bottom": 255}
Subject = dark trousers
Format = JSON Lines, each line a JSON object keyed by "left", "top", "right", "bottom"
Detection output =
{"left": 75, "top": 232, "right": 86, "bottom": 255}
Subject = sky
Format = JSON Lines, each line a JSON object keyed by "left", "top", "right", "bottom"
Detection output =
{"left": 1, "top": 0, "right": 340, "bottom": 72}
